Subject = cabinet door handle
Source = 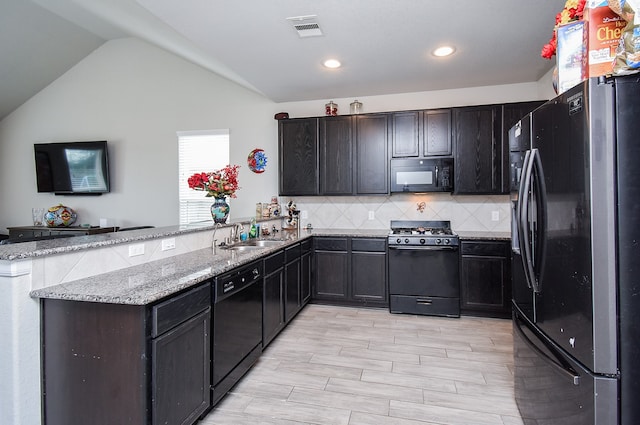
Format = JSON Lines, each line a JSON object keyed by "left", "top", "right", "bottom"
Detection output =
{"left": 416, "top": 298, "right": 433, "bottom": 305}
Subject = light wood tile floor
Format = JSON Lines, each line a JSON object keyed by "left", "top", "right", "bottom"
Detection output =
{"left": 201, "top": 304, "right": 522, "bottom": 425}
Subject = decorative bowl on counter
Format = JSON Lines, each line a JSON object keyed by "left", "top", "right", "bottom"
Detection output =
{"left": 44, "top": 204, "right": 77, "bottom": 227}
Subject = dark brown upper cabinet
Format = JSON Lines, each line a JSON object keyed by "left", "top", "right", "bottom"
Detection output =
{"left": 320, "top": 116, "right": 354, "bottom": 195}
{"left": 424, "top": 109, "right": 452, "bottom": 156}
{"left": 355, "top": 113, "right": 389, "bottom": 194}
{"left": 279, "top": 118, "right": 319, "bottom": 196}
{"left": 453, "top": 105, "right": 502, "bottom": 194}
{"left": 317, "top": 114, "right": 389, "bottom": 195}
{"left": 391, "top": 109, "right": 452, "bottom": 158}
{"left": 391, "top": 111, "right": 420, "bottom": 157}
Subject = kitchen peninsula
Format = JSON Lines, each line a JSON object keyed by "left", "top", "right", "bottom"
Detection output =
{"left": 0, "top": 219, "right": 391, "bottom": 425}
{"left": 0, "top": 219, "right": 277, "bottom": 425}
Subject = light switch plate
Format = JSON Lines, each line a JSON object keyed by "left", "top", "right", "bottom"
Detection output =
{"left": 368, "top": 211, "right": 375, "bottom": 220}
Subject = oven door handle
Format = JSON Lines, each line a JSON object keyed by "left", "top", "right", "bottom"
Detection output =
{"left": 388, "top": 245, "right": 458, "bottom": 251}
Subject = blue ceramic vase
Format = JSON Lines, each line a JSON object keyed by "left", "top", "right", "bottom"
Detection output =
{"left": 210, "top": 196, "right": 229, "bottom": 224}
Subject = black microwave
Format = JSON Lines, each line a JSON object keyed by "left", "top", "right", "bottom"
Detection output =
{"left": 390, "top": 158, "right": 454, "bottom": 193}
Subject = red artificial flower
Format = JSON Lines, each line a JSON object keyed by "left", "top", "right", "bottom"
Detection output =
{"left": 541, "top": 0, "right": 587, "bottom": 59}
{"left": 187, "top": 165, "right": 241, "bottom": 198}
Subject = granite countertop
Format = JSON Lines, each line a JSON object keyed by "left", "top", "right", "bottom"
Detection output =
{"left": 456, "top": 230, "right": 511, "bottom": 241}
{"left": 28, "top": 228, "right": 391, "bottom": 305}
{"left": 0, "top": 217, "right": 282, "bottom": 261}
{"left": 30, "top": 233, "right": 311, "bottom": 305}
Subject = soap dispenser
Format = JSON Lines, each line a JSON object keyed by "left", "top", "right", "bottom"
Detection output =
{"left": 249, "top": 218, "right": 258, "bottom": 239}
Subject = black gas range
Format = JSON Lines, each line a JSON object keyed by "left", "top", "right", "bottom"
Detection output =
{"left": 388, "top": 220, "right": 459, "bottom": 247}
{"left": 388, "top": 220, "right": 460, "bottom": 317}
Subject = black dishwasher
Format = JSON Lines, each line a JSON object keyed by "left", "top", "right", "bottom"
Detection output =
{"left": 212, "top": 260, "right": 263, "bottom": 405}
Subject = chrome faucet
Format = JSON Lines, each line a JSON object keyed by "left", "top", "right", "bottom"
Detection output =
{"left": 212, "top": 222, "right": 224, "bottom": 254}
{"left": 230, "top": 222, "right": 243, "bottom": 243}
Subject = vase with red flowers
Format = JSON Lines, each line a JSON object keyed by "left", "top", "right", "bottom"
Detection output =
{"left": 187, "top": 164, "right": 240, "bottom": 223}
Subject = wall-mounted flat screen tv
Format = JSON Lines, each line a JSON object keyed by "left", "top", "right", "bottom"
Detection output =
{"left": 34, "top": 141, "right": 110, "bottom": 195}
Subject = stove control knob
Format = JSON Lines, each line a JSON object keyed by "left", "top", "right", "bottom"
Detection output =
{"left": 420, "top": 238, "right": 426, "bottom": 245}
{"left": 436, "top": 238, "right": 442, "bottom": 244}
{"left": 404, "top": 238, "right": 410, "bottom": 244}
{"left": 444, "top": 239, "right": 450, "bottom": 245}
{"left": 396, "top": 238, "right": 402, "bottom": 244}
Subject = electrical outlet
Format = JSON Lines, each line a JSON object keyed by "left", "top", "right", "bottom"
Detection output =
{"left": 368, "top": 210, "right": 375, "bottom": 220}
{"left": 128, "top": 243, "right": 145, "bottom": 257}
{"left": 491, "top": 210, "right": 500, "bottom": 222}
{"left": 161, "top": 238, "right": 176, "bottom": 251}
{"left": 301, "top": 210, "right": 308, "bottom": 219}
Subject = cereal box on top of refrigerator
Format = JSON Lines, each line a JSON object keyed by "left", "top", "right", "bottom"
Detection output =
{"left": 585, "top": 0, "right": 625, "bottom": 76}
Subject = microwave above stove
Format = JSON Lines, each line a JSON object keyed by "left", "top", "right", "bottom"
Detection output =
{"left": 390, "top": 158, "right": 453, "bottom": 193}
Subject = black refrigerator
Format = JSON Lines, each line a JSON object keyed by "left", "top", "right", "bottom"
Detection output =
{"left": 509, "top": 75, "right": 640, "bottom": 425}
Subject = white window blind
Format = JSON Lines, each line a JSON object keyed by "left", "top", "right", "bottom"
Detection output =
{"left": 178, "top": 130, "right": 230, "bottom": 225}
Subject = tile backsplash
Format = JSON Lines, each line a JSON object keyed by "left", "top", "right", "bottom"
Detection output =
{"left": 289, "top": 193, "right": 511, "bottom": 232}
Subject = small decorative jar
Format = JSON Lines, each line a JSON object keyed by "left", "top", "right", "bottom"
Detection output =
{"left": 350, "top": 100, "right": 363, "bottom": 114}
{"left": 325, "top": 101, "right": 338, "bottom": 116}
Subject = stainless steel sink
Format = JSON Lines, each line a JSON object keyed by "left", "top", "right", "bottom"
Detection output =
{"left": 223, "top": 245, "right": 263, "bottom": 252}
{"left": 245, "top": 239, "right": 284, "bottom": 247}
{"left": 220, "top": 239, "right": 285, "bottom": 251}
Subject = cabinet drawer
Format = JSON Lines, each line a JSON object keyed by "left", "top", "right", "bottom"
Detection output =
{"left": 314, "top": 237, "right": 348, "bottom": 251}
{"left": 285, "top": 243, "right": 301, "bottom": 263}
{"left": 152, "top": 283, "right": 211, "bottom": 337}
{"left": 264, "top": 250, "right": 285, "bottom": 275}
{"left": 351, "top": 238, "right": 386, "bottom": 252}
{"left": 390, "top": 295, "right": 460, "bottom": 318}
{"left": 461, "top": 241, "right": 509, "bottom": 257}
{"left": 300, "top": 239, "right": 312, "bottom": 252}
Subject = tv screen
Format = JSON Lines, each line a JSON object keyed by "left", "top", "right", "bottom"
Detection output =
{"left": 34, "top": 141, "right": 110, "bottom": 194}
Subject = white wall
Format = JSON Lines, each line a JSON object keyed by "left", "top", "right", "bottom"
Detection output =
{"left": 0, "top": 37, "right": 278, "bottom": 231}
{"left": 0, "top": 36, "right": 557, "bottom": 233}
{"left": 274, "top": 70, "right": 557, "bottom": 118}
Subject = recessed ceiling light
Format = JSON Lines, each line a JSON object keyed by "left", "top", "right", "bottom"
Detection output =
{"left": 323, "top": 59, "right": 341, "bottom": 69}
{"left": 432, "top": 46, "right": 456, "bottom": 57}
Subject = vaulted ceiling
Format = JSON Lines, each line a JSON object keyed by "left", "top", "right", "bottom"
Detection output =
{"left": 0, "top": 0, "right": 564, "bottom": 121}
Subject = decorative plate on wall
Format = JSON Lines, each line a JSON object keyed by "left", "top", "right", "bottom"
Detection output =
{"left": 247, "top": 148, "right": 267, "bottom": 173}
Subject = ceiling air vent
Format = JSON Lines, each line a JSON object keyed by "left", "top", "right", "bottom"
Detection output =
{"left": 286, "top": 15, "right": 323, "bottom": 38}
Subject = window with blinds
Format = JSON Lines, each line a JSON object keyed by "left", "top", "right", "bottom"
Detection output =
{"left": 178, "top": 130, "right": 230, "bottom": 225}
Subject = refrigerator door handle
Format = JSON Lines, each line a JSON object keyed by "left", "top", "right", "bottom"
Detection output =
{"left": 514, "top": 315, "right": 581, "bottom": 386}
{"left": 530, "top": 149, "right": 548, "bottom": 294}
{"left": 518, "top": 150, "right": 535, "bottom": 290}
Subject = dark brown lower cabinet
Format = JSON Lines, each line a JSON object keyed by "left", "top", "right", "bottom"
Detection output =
{"left": 313, "top": 237, "right": 350, "bottom": 301}
{"left": 263, "top": 250, "right": 285, "bottom": 348}
{"left": 42, "top": 283, "right": 211, "bottom": 425}
{"left": 285, "top": 243, "right": 302, "bottom": 322}
{"left": 313, "top": 237, "right": 388, "bottom": 307}
{"left": 263, "top": 241, "right": 312, "bottom": 348}
{"left": 460, "top": 240, "right": 511, "bottom": 318}
{"left": 152, "top": 309, "right": 211, "bottom": 425}
{"left": 300, "top": 239, "right": 312, "bottom": 304}
{"left": 351, "top": 238, "right": 387, "bottom": 305}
